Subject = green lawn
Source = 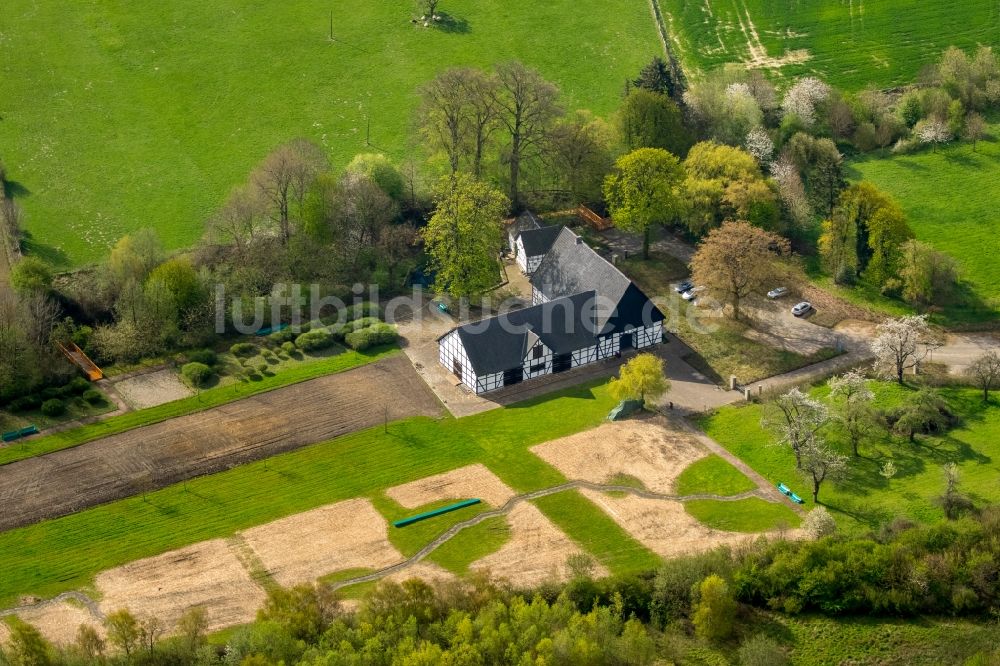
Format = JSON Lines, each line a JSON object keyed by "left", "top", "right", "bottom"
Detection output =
{"left": 425, "top": 516, "right": 512, "bottom": 575}
{"left": 0, "top": 345, "right": 398, "bottom": 466}
{"left": 659, "top": 0, "right": 1000, "bottom": 89}
{"left": 848, "top": 132, "right": 1000, "bottom": 319}
{"left": 699, "top": 382, "right": 1000, "bottom": 533}
{"left": 674, "top": 454, "right": 757, "bottom": 497}
{"left": 685, "top": 497, "right": 800, "bottom": 533}
{"left": 0, "top": 0, "right": 660, "bottom": 267}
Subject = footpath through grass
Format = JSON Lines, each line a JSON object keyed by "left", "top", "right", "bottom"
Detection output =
{"left": 0, "top": 345, "right": 399, "bottom": 466}
{"left": 699, "top": 382, "right": 1000, "bottom": 533}
{"left": 0, "top": 381, "right": 624, "bottom": 606}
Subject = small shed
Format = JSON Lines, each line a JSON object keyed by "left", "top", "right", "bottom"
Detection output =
{"left": 506, "top": 210, "right": 542, "bottom": 250}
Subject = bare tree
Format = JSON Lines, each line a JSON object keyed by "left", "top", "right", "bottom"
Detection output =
{"left": 377, "top": 223, "right": 418, "bottom": 287}
{"left": 963, "top": 112, "right": 987, "bottom": 151}
{"left": 461, "top": 70, "right": 500, "bottom": 178}
{"left": 871, "top": 315, "right": 931, "bottom": 384}
{"left": 0, "top": 198, "right": 23, "bottom": 259}
{"left": 690, "top": 220, "right": 791, "bottom": 321}
{"left": 419, "top": 68, "right": 474, "bottom": 174}
{"left": 252, "top": 139, "right": 329, "bottom": 244}
{"left": 762, "top": 387, "right": 829, "bottom": 469}
{"left": 966, "top": 350, "right": 1000, "bottom": 402}
{"left": 492, "top": 62, "right": 561, "bottom": 208}
{"left": 416, "top": 0, "right": 440, "bottom": 19}
{"left": 209, "top": 184, "right": 266, "bottom": 256}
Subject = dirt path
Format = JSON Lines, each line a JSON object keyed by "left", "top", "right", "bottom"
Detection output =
{"left": 0, "top": 355, "right": 442, "bottom": 530}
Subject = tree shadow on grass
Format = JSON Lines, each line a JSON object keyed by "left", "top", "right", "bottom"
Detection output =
{"left": 414, "top": 12, "right": 469, "bottom": 33}
{"left": 20, "top": 233, "right": 69, "bottom": 267}
{"left": 2, "top": 179, "right": 30, "bottom": 199}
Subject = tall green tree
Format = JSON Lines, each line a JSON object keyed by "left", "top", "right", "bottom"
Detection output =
{"left": 603, "top": 147, "right": 684, "bottom": 258}
{"left": 681, "top": 142, "right": 778, "bottom": 234}
{"left": 633, "top": 55, "right": 677, "bottom": 97}
{"left": 609, "top": 353, "right": 669, "bottom": 405}
{"left": 491, "top": 62, "right": 561, "bottom": 209}
{"left": 616, "top": 88, "right": 690, "bottom": 156}
{"left": 423, "top": 174, "right": 509, "bottom": 298}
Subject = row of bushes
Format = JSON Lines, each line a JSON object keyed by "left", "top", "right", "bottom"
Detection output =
{"left": 4, "top": 377, "right": 95, "bottom": 414}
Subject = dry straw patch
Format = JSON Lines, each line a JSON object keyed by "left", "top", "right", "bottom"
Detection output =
{"left": 531, "top": 419, "right": 706, "bottom": 493}
{"left": 96, "top": 539, "right": 265, "bottom": 633}
{"left": 385, "top": 562, "right": 457, "bottom": 586}
{"left": 0, "top": 601, "right": 104, "bottom": 647}
{"left": 581, "top": 490, "right": 754, "bottom": 558}
{"left": 114, "top": 369, "right": 193, "bottom": 409}
{"left": 386, "top": 463, "right": 516, "bottom": 509}
{"left": 471, "top": 503, "right": 607, "bottom": 587}
{"left": 242, "top": 498, "right": 403, "bottom": 588}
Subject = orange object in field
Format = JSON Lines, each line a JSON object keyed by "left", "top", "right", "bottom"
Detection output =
{"left": 58, "top": 341, "right": 103, "bottom": 381}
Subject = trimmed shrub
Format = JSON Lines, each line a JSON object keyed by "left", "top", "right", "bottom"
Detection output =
{"left": 9, "top": 395, "right": 43, "bottom": 413}
{"left": 257, "top": 362, "right": 268, "bottom": 373}
{"left": 230, "top": 342, "right": 258, "bottom": 357}
{"left": 181, "top": 362, "right": 215, "bottom": 388}
{"left": 82, "top": 389, "right": 105, "bottom": 405}
{"left": 268, "top": 328, "right": 296, "bottom": 344}
{"left": 188, "top": 349, "right": 218, "bottom": 366}
{"left": 346, "top": 316, "right": 380, "bottom": 332}
{"left": 41, "top": 386, "right": 65, "bottom": 400}
{"left": 41, "top": 399, "right": 66, "bottom": 417}
{"left": 295, "top": 329, "right": 335, "bottom": 352}
{"left": 281, "top": 341, "right": 296, "bottom": 354}
{"left": 344, "top": 323, "right": 397, "bottom": 351}
{"left": 66, "top": 377, "right": 91, "bottom": 396}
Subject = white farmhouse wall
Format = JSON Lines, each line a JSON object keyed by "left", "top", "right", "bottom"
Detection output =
{"left": 438, "top": 331, "right": 479, "bottom": 393}
{"left": 523, "top": 341, "right": 553, "bottom": 379}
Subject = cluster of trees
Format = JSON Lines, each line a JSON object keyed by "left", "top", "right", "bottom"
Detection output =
{"left": 7, "top": 506, "right": 1000, "bottom": 664}
{"left": 208, "top": 142, "right": 418, "bottom": 300}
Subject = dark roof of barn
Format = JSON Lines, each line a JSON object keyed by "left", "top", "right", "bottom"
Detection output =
{"left": 440, "top": 291, "right": 603, "bottom": 375}
{"left": 507, "top": 211, "right": 541, "bottom": 238}
{"left": 518, "top": 225, "right": 564, "bottom": 257}
{"left": 530, "top": 228, "right": 664, "bottom": 329}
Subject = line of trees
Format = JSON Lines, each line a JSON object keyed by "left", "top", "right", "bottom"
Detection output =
{"left": 6, "top": 506, "right": 1000, "bottom": 664}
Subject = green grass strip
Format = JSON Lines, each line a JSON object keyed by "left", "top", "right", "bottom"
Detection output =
{"left": 0, "top": 345, "right": 398, "bottom": 466}
{"left": 0, "top": 381, "right": 615, "bottom": 606}
{"left": 425, "top": 516, "right": 512, "bottom": 575}
{"left": 531, "top": 490, "right": 662, "bottom": 576}
{"left": 684, "top": 498, "right": 801, "bottom": 533}
{"left": 674, "top": 455, "right": 757, "bottom": 497}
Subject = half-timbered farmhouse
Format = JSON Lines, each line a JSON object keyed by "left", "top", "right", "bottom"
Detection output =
{"left": 438, "top": 227, "right": 665, "bottom": 394}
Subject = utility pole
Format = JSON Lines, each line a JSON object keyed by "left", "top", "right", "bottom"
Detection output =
{"left": 366, "top": 114, "right": 371, "bottom": 146}
{"left": 329, "top": 10, "right": 334, "bottom": 40}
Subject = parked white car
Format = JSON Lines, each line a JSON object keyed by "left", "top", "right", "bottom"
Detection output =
{"left": 767, "top": 286, "right": 789, "bottom": 299}
{"left": 681, "top": 286, "right": 706, "bottom": 301}
{"left": 791, "top": 301, "right": 813, "bottom": 317}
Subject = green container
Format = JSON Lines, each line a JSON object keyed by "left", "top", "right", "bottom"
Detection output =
{"left": 393, "top": 498, "right": 481, "bottom": 528}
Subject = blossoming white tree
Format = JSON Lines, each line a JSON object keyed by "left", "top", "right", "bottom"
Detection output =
{"left": 762, "top": 387, "right": 829, "bottom": 468}
{"left": 745, "top": 127, "right": 774, "bottom": 167}
{"left": 782, "top": 77, "right": 830, "bottom": 127}
{"left": 871, "top": 315, "right": 931, "bottom": 384}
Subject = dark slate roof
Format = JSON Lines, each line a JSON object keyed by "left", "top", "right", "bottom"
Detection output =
{"left": 507, "top": 211, "right": 541, "bottom": 239}
{"left": 530, "top": 228, "right": 663, "bottom": 330}
{"left": 518, "top": 225, "right": 564, "bottom": 257}
{"left": 442, "top": 291, "right": 603, "bottom": 375}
